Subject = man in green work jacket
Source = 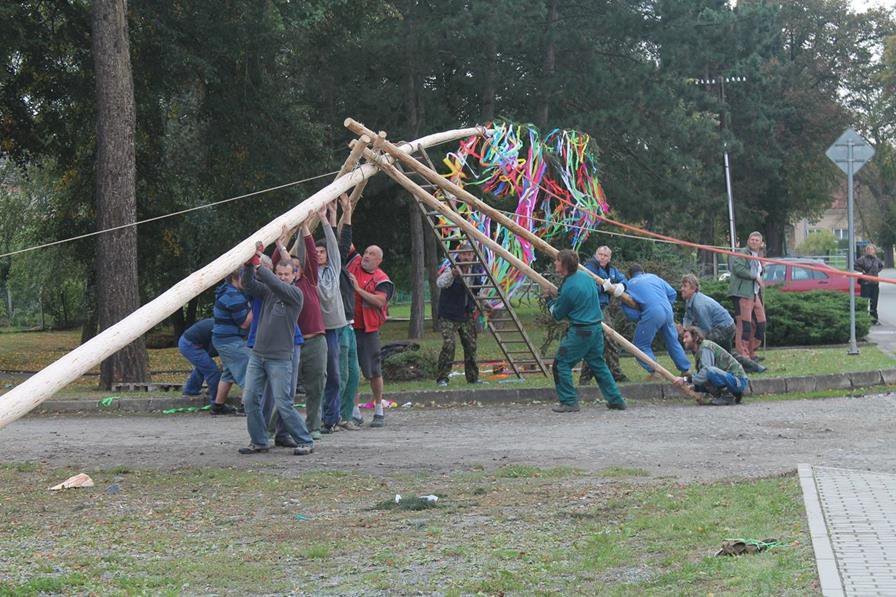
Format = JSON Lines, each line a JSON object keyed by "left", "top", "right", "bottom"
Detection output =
{"left": 545, "top": 249, "right": 627, "bottom": 413}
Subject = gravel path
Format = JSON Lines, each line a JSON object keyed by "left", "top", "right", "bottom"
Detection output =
{"left": 3, "top": 393, "right": 895, "bottom": 481}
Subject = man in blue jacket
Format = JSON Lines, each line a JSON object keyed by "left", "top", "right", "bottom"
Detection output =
{"left": 178, "top": 317, "right": 221, "bottom": 403}
{"left": 679, "top": 274, "right": 765, "bottom": 374}
{"left": 582, "top": 246, "right": 628, "bottom": 383}
{"left": 546, "top": 249, "right": 626, "bottom": 413}
{"left": 620, "top": 264, "right": 691, "bottom": 376}
{"left": 210, "top": 270, "right": 252, "bottom": 415}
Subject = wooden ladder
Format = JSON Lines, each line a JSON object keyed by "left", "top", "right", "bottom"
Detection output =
{"left": 401, "top": 148, "right": 549, "bottom": 379}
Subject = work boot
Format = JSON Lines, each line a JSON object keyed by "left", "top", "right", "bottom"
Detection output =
{"left": 551, "top": 403, "right": 580, "bottom": 413}
{"left": 274, "top": 436, "right": 298, "bottom": 448}
{"left": 210, "top": 403, "right": 237, "bottom": 415}
{"left": 710, "top": 394, "right": 735, "bottom": 406}
{"left": 370, "top": 414, "right": 385, "bottom": 428}
{"left": 606, "top": 402, "right": 627, "bottom": 411}
{"left": 293, "top": 444, "right": 313, "bottom": 456}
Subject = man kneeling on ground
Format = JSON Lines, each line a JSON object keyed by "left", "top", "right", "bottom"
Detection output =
{"left": 239, "top": 242, "right": 314, "bottom": 455}
{"left": 674, "top": 326, "right": 748, "bottom": 406}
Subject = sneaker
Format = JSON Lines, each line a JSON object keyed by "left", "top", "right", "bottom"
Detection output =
{"left": 181, "top": 393, "right": 202, "bottom": 401}
{"left": 352, "top": 416, "right": 364, "bottom": 426}
{"left": 370, "top": 414, "right": 385, "bottom": 428}
{"left": 606, "top": 402, "right": 627, "bottom": 411}
{"left": 551, "top": 403, "right": 580, "bottom": 413}
{"left": 238, "top": 444, "right": 270, "bottom": 454}
{"left": 293, "top": 444, "right": 314, "bottom": 456}
{"left": 321, "top": 424, "right": 340, "bottom": 434}
{"left": 755, "top": 365, "right": 768, "bottom": 374}
{"left": 310, "top": 430, "right": 322, "bottom": 440}
{"left": 210, "top": 403, "right": 237, "bottom": 415}
{"left": 338, "top": 420, "right": 360, "bottom": 431}
{"left": 274, "top": 436, "right": 299, "bottom": 448}
{"left": 437, "top": 380, "right": 449, "bottom": 387}
{"left": 710, "top": 394, "right": 735, "bottom": 406}
{"left": 732, "top": 391, "right": 743, "bottom": 404}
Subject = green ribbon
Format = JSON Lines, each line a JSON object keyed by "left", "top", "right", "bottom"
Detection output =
{"left": 98, "top": 396, "right": 118, "bottom": 407}
{"left": 162, "top": 405, "right": 212, "bottom": 415}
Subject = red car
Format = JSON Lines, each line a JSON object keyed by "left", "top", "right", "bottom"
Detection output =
{"left": 763, "top": 259, "right": 861, "bottom": 293}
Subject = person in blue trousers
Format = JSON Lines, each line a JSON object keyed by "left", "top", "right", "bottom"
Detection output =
{"left": 239, "top": 242, "right": 314, "bottom": 455}
{"left": 178, "top": 317, "right": 221, "bottom": 403}
{"left": 619, "top": 264, "right": 691, "bottom": 377}
{"left": 675, "top": 326, "right": 749, "bottom": 406}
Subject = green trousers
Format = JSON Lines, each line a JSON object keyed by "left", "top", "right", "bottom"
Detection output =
{"left": 339, "top": 325, "right": 360, "bottom": 421}
{"left": 299, "top": 334, "right": 328, "bottom": 432}
{"left": 553, "top": 323, "right": 624, "bottom": 407}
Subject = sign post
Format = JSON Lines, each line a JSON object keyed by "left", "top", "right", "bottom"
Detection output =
{"left": 826, "top": 128, "right": 875, "bottom": 355}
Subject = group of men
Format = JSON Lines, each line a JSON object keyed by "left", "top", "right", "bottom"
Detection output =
{"left": 546, "top": 232, "right": 772, "bottom": 411}
{"left": 177, "top": 195, "right": 394, "bottom": 455}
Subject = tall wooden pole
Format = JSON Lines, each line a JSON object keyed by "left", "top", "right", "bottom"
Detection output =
{"left": 362, "top": 147, "right": 699, "bottom": 399}
{"left": 0, "top": 127, "right": 481, "bottom": 430}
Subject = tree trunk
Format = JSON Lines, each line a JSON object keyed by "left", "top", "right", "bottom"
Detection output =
{"left": 764, "top": 223, "right": 784, "bottom": 257}
{"left": 185, "top": 297, "right": 198, "bottom": 328}
{"left": 538, "top": 0, "right": 559, "bottom": 128}
{"left": 91, "top": 0, "right": 150, "bottom": 388}
{"left": 408, "top": 203, "right": 426, "bottom": 339}
{"left": 80, "top": 264, "right": 98, "bottom": 343}
{"left": 481, "top": 34, "right": 497, "bottom": 122}
{"left": 404, "top": 3, "right": 426, "bottom": 339}
{"left": 884, "top": 243, "right": 895, "bottom": 268}
{"left": 424, "top": 223, "right": 440, "bottom": 331}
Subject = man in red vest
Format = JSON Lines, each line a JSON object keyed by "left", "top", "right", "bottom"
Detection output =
{"left": 347, "top": 243, "right": 393, "bottom": 428}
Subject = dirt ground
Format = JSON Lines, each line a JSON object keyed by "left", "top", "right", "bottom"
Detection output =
{"left": 3, "top": 392, "right": 895, "bottom": 481}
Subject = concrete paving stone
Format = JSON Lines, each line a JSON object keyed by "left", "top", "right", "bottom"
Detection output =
{"left": 879, "top": 368, "right": 896, "bottom": 385}
{"left": 849, "top": 370, "right": 885, "bottom": 389}
{"left": 813, "top": 373, "right": 854, "bottom": 391}
{"left": 786, "top": 375, "right": 818, "bottom": 393}
{"left": 748, "top": 377, "right": 787, "bottom": 395}
{"left": 622, "top": 383, "right": 663, "bottom": 401}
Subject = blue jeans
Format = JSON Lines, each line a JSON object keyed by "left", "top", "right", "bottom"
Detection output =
{"left": 262, "top": 345, "right": 310, "bottom": 443}
{"left": 213, "top": 335, "right": 250, "bottom": 388}
{"left": 322, "top": 329, "right": 342, "bottom": 426}
{"left": 178, "top": 336, "right": 221, "bottom": 402}
{"left": 633, "top": 313, "right": 691, "bottom": 374}
{"left": 339, "top": 325, "right": 360, "bottom": 421}
{"left": 695, "top": 366, "right": 749, "bottom": 397}
{"left": 245, "top": 350, "right": 312, "bottom": 447}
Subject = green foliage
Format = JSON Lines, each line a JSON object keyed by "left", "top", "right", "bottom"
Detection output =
{"left": 381, "top": 347, "right": 437, "bottom": 381}
{"left": 696, "top": 280, "right": 870, "bottom": 346}
{"left": 796, "top": 230, "right": 838, "bottom": 256}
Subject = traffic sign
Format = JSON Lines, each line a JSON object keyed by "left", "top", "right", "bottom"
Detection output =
{"left": 826, "top": 128, "right": 875, "bottom": 174}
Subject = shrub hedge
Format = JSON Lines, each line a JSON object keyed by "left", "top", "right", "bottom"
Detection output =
{"left": 690, "top": 280, "right": 870, "bottom": 346}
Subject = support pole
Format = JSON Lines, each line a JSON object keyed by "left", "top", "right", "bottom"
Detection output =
{"left": 0, "top": 126, "right": 482, "bottom": 430}
{"left": 362, "top": 147, "right": 700, "bottom": 401}
{"left": 847, "top": 140, "right": 859, "bottom": 355}
{"left": 344, "top": 118, "right": 639, "bottom": 308}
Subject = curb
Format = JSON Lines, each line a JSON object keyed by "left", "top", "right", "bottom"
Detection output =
{"left": 30, "top": 367, "right": 896, "bottom": 415}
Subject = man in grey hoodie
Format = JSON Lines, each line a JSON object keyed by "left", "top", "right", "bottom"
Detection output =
{"left": 239, "top": 240, "right": 314, "bottom": 455}
{"left": 311, "top": 201, "right": 353, "bottom": 432}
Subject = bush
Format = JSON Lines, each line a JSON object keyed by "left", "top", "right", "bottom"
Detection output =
{"left": 382, "top": 347, "right": 438, "bottom": 381}
{"left": 796, "top": 230, "right": 838, "bottom": 256}
{"left": 695, "top": 280, "right": 870, "bottom": 346}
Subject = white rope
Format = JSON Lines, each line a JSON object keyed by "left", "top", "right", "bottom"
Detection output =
{"left": 0, "top": 170, "right": 341, "bottom": 259}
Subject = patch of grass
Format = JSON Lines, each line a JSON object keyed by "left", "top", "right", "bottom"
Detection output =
{"left": 600, "top": 466, "right": 650, "bottom": 478}
{"left": 372, "top": 495, "right": 439, "bottom": 511}
{"left": 0, "top": 463, "right": 815, "bottom": 595}
{"left": 0, "top": 573, "right": 89, "bottom": 596}
{"left": 756, "top": 384, "right": 896, "bottom": 402}
{"left": 494, "top": 464, "right": 582, "bottom": 479}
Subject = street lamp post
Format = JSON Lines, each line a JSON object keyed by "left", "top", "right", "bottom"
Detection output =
{"left": 690, "top": 75, "right": 747, "bottom": 250}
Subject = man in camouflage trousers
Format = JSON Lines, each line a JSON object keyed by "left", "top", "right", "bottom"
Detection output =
{"left": 435, "top": 247, "right": 480, "bottom": 386}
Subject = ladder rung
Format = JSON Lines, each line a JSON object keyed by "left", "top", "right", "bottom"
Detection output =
{"left": 440, "top": 236, "right": 466, "bottom": 242}
{"left": 497, "top": 340, "right": 529, "bottom": 344}
{"left": 505, "top": 350, "right": 537, "bottom": 354}
{"left": 459, "top": 273, "right": 483, "bottom": 278}
{"left": 452, "top": 261, "right": 479, "bottom": 266}
{"left": 434, "top": 223, "right": 457, "bottom": 229}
